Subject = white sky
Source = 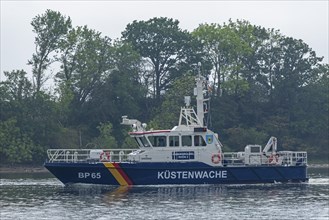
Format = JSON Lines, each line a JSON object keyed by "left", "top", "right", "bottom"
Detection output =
{"left": 1, "top": 0, "right": 328, "bottom": 82}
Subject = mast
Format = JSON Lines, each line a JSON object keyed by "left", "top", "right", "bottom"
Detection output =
{"left": 195, "top": 75, "right": 205, "bottom": 127}
{"left": 178, "top": 63, "right": 209, "bottom": 128}
{"left": 195, "top": 62, "right": 209, "bottom": 127}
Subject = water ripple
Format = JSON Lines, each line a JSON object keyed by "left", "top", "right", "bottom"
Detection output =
{"left": 0, "top": 167, "right": 328, "bottom": 220}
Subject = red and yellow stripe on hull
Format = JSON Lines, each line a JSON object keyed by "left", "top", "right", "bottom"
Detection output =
{"left": 103, "top": 162, "right": 133, "bottom": 186}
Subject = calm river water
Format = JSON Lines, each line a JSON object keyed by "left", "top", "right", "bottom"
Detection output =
{"left": 0, "top": 167, "right": 328, "bottom": 220}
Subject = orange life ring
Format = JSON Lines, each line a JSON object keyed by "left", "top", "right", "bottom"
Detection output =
{"left": 100, "top": 151, "right": 111, "bottom": 161}
{"left": 269, "top": 154, "right": 278, "bottom": 164}
{"left": 211, "top": 153, "right": 221, "bottom": 164}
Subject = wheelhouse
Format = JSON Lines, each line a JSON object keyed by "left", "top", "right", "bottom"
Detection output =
{"left": 130, "top": 131, "right": 210, "bottom": 149}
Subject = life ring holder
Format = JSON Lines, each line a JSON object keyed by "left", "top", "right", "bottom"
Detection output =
{"left": 100, "top": 151, "right": 111, "bottom": 162}
{"left": 211, "top": 153, "right": 221, "bottom": 164}
{"left": 269, "top": 154, "right": 279, "bottom": 165}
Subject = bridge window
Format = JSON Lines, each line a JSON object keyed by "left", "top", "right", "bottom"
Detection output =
{"left": 194, "top": 135, "right": 206, "bottom": 147}
{"left": 169, "top": 136, "right": 179, "bottom": 147}
{"left": 148, "top": 136, "right": 167, "bottom": 147}
{"left": 134, "top": 137, "right": 143, "bottom": 147}
{"left": 182, "top": 135, "right": 192, "bottom": 147}
{"left": 139, "top": 136, "right": 150, "bottom": 147}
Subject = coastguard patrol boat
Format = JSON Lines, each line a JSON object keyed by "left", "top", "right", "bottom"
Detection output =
{"left": 44, "top": 74, "right": 308, "bottom": 186}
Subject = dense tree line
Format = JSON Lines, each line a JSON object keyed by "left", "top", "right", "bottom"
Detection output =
{"left": 0, "top": 10, "right": 328, "bottom": 164}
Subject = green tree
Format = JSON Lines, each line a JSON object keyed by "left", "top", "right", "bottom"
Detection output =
{"left": 54, "top": 26, "right": 116, "bottom": 140}
{"left": 288, "top": 64, "right": 329, "bottom": 159}
{"left": 0, "top": 71, "right": 59, "bottom": 162}
{"left": 0, "top": 71, "right": 34, "bottom": 164}
{"left": 85, "top": 41, "right": 146, "bottom": 146}
{"left": 223, "top": 127, "right": 268, "bottom": 151}
{"left": 193, "top": 22, "right": 251, "bottom": 97}
{"left": 0, "top": 118, "right": 34, "bottom": 164}
{"left": 57, "top": 26, "right": 114, "bottom": 108}
{"left": 1, "top": 70, "right": 33, "bottom": 102}
{"left": 0, "top": 70, "right": 33, "bottom": 134}
{"left": 122, "top": 17, "right": 191, "bottom": 101}
{"left": 149, "top": 73, "right": 195, "bottom": 129}
{"left": 92, "top": 122, "right": 118, "bottom": 148}
{"left": 29, "top": 9, "right": 72, "bottom": 93}
{"left": 271, "top": 36, "right": 323, "bottom": 117}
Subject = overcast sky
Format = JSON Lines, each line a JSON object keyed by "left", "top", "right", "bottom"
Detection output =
{"left": 1, "top": 1, "right": 328, "bottom": 82}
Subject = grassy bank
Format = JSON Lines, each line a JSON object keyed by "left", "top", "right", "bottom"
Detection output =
{"left": 0, "top": 164, "right": 47, "bottom": 174}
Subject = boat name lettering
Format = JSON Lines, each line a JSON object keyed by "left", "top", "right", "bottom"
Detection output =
{"left": 78, "top": 172, "right": 101, "bottom": 179}
{"left": 157, "top": 170, "right": 227, "bottom": 179}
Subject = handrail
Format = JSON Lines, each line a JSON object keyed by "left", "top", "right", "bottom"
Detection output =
{"left": 47, "top": 149, "right": 137, "bottom": 163}
{"left": 222, "top": 151, "right": 307, "bottom": 166}
{"left": 47, "top": 148, "right": 307, "bottom": 166}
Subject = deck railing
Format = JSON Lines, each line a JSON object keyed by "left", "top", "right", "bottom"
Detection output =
{"left": 222, "top": 151, "right": 307, "bottom": 166}
{"left": 47, "top": 149, "right": 307, "bottom": 166}
{"left": 47, "top": 149, "right": 137, "bottom": 163}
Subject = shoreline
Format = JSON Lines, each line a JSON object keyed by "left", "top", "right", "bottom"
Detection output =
{"left": 0, "top": 165, "right": 48, "bottom": 174}
{"left": 0, "top": 163, "right": 328, "bottom": 174}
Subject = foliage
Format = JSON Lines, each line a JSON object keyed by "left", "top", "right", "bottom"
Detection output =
{"left": 223, "top": 127, "right": 268, "bottom": 151}
{"left": 122, "top": 17, "right": 192, "bottom": 101}
{"left": 149, "top": 73, "right": 195, "bottom": 129}
{"left": 0, "top": 12, "right": 328, "bottom": 165}
{"left": 192, "top": 21, "right": 252, "bottom": 97}
{"left": 29, "top": 9, "right": 72, "bottom": 93}
{"left": 0, "top": 118, "right": 34, "bottom": 164}
{"left": 92, "top": 122, "right": 118, "bottom": 148}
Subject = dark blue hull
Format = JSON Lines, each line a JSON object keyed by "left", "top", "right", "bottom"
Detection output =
{"left": 44, "top": 162, "right": 308, "bottom": 186}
